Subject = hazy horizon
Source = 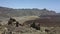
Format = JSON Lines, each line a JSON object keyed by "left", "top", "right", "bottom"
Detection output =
{"left": 0, "top": 0, "right": 60, "bottom": 13}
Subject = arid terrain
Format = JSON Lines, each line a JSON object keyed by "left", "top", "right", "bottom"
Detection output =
{"left": 0, "top": 16, "right": 60, "bottom": 34}
{"left": 0, "top": 7, "right": 60, "bottom": 34}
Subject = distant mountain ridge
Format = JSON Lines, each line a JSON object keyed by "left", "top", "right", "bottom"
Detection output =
{"left": 0, "top": 6, "right": 59, "bottom": 18}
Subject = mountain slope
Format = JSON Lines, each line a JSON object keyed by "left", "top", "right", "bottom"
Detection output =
{"left": 0, "top": 7, "right": 57, "bottom": 18}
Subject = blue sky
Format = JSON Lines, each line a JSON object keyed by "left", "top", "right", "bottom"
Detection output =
{"left": 0, "top": 0, "right": 60, "bottom": 13}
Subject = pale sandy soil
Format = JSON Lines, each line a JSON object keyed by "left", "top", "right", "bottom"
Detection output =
{"left": 0, "top": 16, "right": 60, "bottom": 34}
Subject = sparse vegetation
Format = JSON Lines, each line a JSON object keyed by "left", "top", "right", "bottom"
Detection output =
{"left": 0, "top": 7, "right": 60, "bottom": 34}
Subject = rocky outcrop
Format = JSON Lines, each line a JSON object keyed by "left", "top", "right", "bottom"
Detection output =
{"left": 1, "top": 16, "right": 60, "bottom": 34}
